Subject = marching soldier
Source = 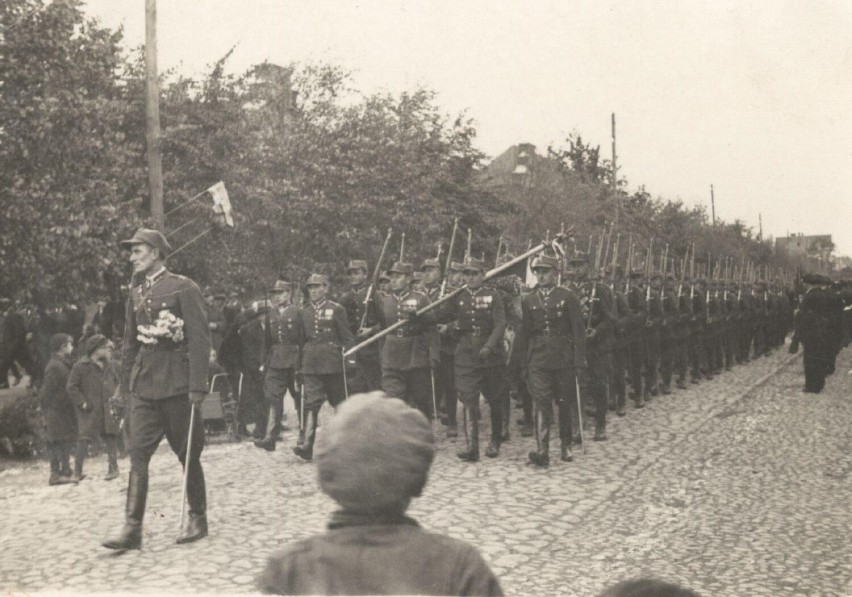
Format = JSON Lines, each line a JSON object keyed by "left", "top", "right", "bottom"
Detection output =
{"left": 340, "top": 260, "right": 383, "bottom": 393}
{"left": 379, "top": 262, "right": 435, "bottom": 417}
{"left": 658, "top": 274, "right": 678, "bottom": 394}
{"left": 723, "top": 280, "right": 739, "bottom": 371}
{"left": 293, "top": 274, "right": 355, "bottom": 461}
{"left": 751, "top": 280, "right": 768, "bottom": 359}
{"left": 104, "top": 228, "right": 211, "bottom": 550}
{"left": 689, "top": 277, "right": 708, "bottom": 382}
{"left": 705, "top": 280, "right": 722, "bottom": 375}
{"left": 567, "top": 253, "right": 614, "bottom": 441}
{"left": 439, "top": 258, "right": 507, "bottom": 461}
{"left": 625, "top": 269, "right": 647, "bottom": 405}
{"left": 644, "top": 273, "right": 664, "bottom": 400}
{"left": 673, "top": 275, "right": 692, "bottom": 389}
{"left": 608, "top": 265, "right": 632, "bottom": 415}
{"left": 738, "top": 280, "right": 755, "bottom": 363}
{"left": 437, "top": 261, "right": 463, "bottom": 437}
{"left": 254, "top": 279, "right": 303, "bottom": 451}
{"left": 523, "top": 256, "right": 587, "bottom": 466}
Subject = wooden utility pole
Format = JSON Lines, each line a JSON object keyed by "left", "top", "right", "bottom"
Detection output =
{"left": 146, "top": 0, "right": 165, "bottom": 231}
{"left": 611, "top": 113, "right": 619, "bottom": 229}
{"left": 758, "top": 213, "right": 763, "bottom": 241}
{"left": 710, "top": 184, "right": 716, "bottom": 227}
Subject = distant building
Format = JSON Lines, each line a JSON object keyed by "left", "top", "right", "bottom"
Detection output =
{"left": 487, "top": 143, "right": 539, "bottom": 178}
{"left": 775, "top": 234, "right": 833, "bottom": 260}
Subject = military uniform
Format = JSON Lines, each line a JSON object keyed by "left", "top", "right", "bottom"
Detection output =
{"left": 339, "top": 260, "right": 383, "bottom": 393}
{"left": 523, "top": 256, "right": 587, "bottom": 466}
{"left": 379, "top": 262, "right": 435, "bottom": 417}
{"left": 442, "top": 258, "right": 507, "bottom": 461}
{"left": 610, "top": 276, "right": 632, "bottom": 415}
{"left": 792, "top": 275, "right": 834, "bottom": 392}
{"left": 673, "top": 282, "right": 692, "bottom": 389}
{"left": 294, "top": 276, "right": 355, "bottom": 460}
{"left": 658, "top": 277, "right": 678, "bottom": 394}
{"left": 256, "top": 286, "right": 303, "bottom": 450}
{"left": 689, "top": 281, "right": 708, "bottom": 382}
{"left": 643, "top": 277, "right": 664, "bottom": 399}
{"left": 106, "top": 228, "right": 211, "bottom": 550}
{"left": 436, "top": 262, "right": 463, "bottom": 436}
{"left": 624, "top": 273, "right": 647, "bottom": 404}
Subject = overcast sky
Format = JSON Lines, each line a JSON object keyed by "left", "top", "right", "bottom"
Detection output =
{"left": 82, "top": 0, "right": 852, "bottom": 255}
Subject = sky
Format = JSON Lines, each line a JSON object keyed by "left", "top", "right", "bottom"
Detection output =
{"left": 81, "top": 0, "right": 852, "bottom": 255}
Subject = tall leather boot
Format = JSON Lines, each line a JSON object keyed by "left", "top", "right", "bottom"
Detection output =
{"left": 254, "top": 405, "right": 277, "bottom": 451}
{"left": 456, "top": 406, "right": 479, "bottom": 462}
{"left": 293, "top": 409, "right": 318, "bottom": 461}
{"left": 486, "top": 401, "right": 502, "bottom": 458}
{"left": 528, "top": 408, "right": 550, "bottom": 467}
{"left": 556, "top": 402, "right": 573, "bottom": 462}
{"left": 60, "top": 441, "right": 74, "bottom": 477}
{"left": 177, "top": 461, "right": 208, "bottom": 544}
{"left": 105, "top": 437, "right": 119, "bottom": 481}
{"left": 72, "top": 439, "right": 87, "bottom": 482}
{"left": 102, "top": 470, "right": 147, "bottom": 550}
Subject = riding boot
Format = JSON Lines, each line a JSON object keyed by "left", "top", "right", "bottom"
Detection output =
{"left": 485, "top": 401, "right": 502, "bottom": 458}
{"left": 60, "top": 441, "right": 74, "bottom": 477}
{"left": 253, "top": 405, "right": 277, "bottom": 451}
{"left": 72, "top": 439, "right": 87, "bottom": 482}
{"left": 293, "top": 409, "right": 318, "bottom": 461}
{"left": 176, "top": 461, "right": 208, "bottom": 544}
{"left": 104, "top": 436, "right": 119, "bottom": 481}
{"left": 528, "top": 408, "right": 550, "bottom": 467}
{"left": 102, "top": 470, "right": 147, "bottom": 550}
{"left": 456, "top": 406, "right": 479, "bottom": 462}
{"left": 557, "top": 403, "right": 573, "bottom": 462}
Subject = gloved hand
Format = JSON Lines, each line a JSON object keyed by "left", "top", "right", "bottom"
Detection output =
{"left": 478, "top": 346, "right": 492, "bottom": 360}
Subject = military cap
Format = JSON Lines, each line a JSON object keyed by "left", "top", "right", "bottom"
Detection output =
{"left": 461, "top": 257, "right": 486, "bottom": 273}
{"left": 269, "top": 279, "right": 292, "bottom": 293}
{"left": 378, "top": 270, "right": 392, "bottom": 282}
{"left": 496, "top": 253, "right": 516, "bottom": 266}
{"left": 305, "top": 273, "right": 329, "bottom": 287}
{"left": 651, "top": 272, "right": 663, "bottom": 280}
{"left": 84, "top": 334, "right": 109, "bottom": 356}
{"left": 801, "top": 273, "right": 824, "bottom": 285}
{"left": 604, "top": 264, "right": 624, "bottom": 277}
{"left": 412, "top": 271, "right": 424, "bottom": 282}
{"left": 531, "top": 255, "right": 559, "bottom": 271}
{"left": 389, "top": 261, "right": 414, "bottom": 276}
{"left": 628, "top": 268, "right": 645, "bottom": 279}
{"left": 420, "top": 258, "right": 441, "bottom": 271}
{"left": 316, "top": 392, "right": 434, "bottom": 514}
{"left": 567, "top": 251, "right": 590, "bottom": 264}
{"left": 120, "top": 227, "right": 173, "bottom": 258}
{"left": 346, "top": 260, "right": 368, "bottom": 273}
{"left": 450, "top": 261, "right": 464, "bottom": 272}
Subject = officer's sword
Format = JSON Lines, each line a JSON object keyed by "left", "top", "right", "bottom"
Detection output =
{"left": 341, "top": 347, "right": 350, "bottom": 401}
{"left": 430, "top": 369, "right": 438, "bottom": 423}
{"left": 180, "top": 403, "right": 197, "bottom": 528}
{"left": 574, "top": 377, "right": 586, "bottom": 454}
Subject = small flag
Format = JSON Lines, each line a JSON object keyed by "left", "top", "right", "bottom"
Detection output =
{"left": 208, "top": 181, "right": 234, "bottom": 227}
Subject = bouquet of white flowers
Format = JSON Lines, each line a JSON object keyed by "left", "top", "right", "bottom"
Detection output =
{"left": 137, "top": 310, "right": 185, "bottom": 346}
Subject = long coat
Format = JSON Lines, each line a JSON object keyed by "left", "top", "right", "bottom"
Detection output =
{"left": 40, "top": 355, "right": 77, "bottom": 442}
{"left": 66, "top": 357, "right": 121, "bottom": 439}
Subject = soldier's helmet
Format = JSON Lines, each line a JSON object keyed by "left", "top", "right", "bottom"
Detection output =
{"left": 449, "top": 261, "right": 464, "bottom": 273}
{"left": 389, "top": 262, "right": 414, "bottom": 276}
{"left": 306, "top": 273, "right": 329, "bottom": 287}
{"left": 496, "top": 253, "right": 515, "bottom": 266}
{"left": 420, "top": 258, "right": 441, "bottom": 272}
{"left": 346, "top": 260, "right": 368, "bottom": 273}
{"left": 461, "top": 257, "right": 486, "bottom": 273}
{"left": 269, "top": 279, "right": 292, "bottom": 293}
{"left": 531, "top": 255, "right": 559, "bottom": 272}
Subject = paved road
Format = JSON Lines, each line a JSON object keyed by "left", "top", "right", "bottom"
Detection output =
{"left": 2, "top": 343, "right": 851, "bottom": 595}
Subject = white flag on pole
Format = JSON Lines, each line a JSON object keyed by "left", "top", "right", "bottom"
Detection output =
{"left": 208, "top": 181, "right": 234, "bottom": 227}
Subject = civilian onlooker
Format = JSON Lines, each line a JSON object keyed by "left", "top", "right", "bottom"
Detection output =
{"left": 0, "top": 299, "right": 33, "bottom": 387}
{"left": 598, "top": 577, "right": 701, "bottom": 597}
{"left": 66, "top": 334, "right": 121, "bottom": 482}
{"left": 258, "top": 392, "right": 503, "bottom": 596}
{"left": 41, "top": 333, "right": 78, "bottom": 486}
{"left": 208, "top": 292, "right": 228, "bottom": 352}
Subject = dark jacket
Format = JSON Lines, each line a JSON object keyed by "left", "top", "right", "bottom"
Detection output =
{"left": 122, "top": 269, "right": 211, "bottom": 399}
{"left": 300, "top": 299, "right": 354, "bottom": 375}
{"left": 41, "top": 355, "right": 77, "bottom": 442}
{"left": 66, "top": 357, "right": 121, "bottom": 438}
{"left": 379, "top": 289, "right": 433, "bottom": 371}
{"left": 258, "top": 512, "right": 503, "bottom": 596}
{"left": 522, "top": 286, "right": 586, "bottom": 372}
{"left": 263, "top": 304, "right": 303, "bottom": 370}
{"left": 444, "top": 286, "right": 507, "bottom": 369}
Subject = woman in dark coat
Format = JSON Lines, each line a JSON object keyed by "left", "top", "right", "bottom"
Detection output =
{"left": 67, "top": 334, "right": 121, "bottom": 481}
{"left": 41, "top": 333, "right": 78, "bottom": 486}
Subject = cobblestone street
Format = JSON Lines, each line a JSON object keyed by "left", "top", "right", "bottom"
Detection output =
{"left": 2, "top": 343, "right": 851, "bottom": 596}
